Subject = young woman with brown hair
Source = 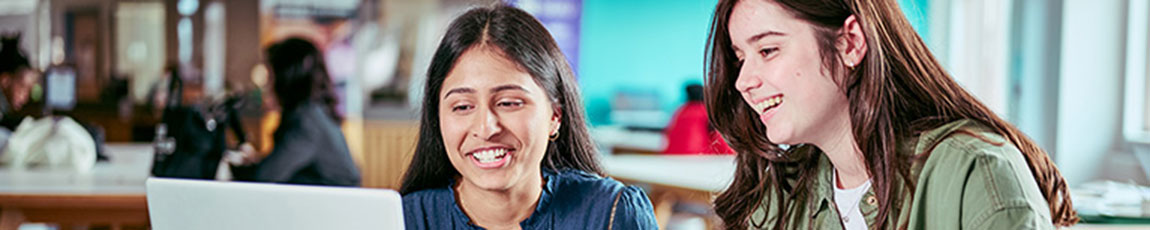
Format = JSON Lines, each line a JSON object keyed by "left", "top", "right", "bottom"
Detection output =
{"left": 704, "top": 0, "right": 1077, "bottom": 229}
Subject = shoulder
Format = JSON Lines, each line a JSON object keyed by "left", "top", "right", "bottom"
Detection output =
{"left": 277, "top": 106, "right": 342, "bottom": 144}
{"left": 608, "top": 186, "right": 658, "bottom": 230}
{"left": 915, "top": 120, "right": 1023, "bottom": 168}
{"left": 401, "top": 187, "right": 453, "bottom": 209}
{"left": 401, "top": 187, "right": 456, "bottom": 228}
{"left": 548, "top": 169, "right": 629, "bottom": 205}
{"left": 546, "top": 169, "right": 657, "bottom": 229}
{"left": 923, "top": 121, "right": 1031, "bottom": 176}
{"left": 550, "top": 169, "right": 626, "bottom": 192}
{"left": 914, "top": 121, "right": 1053, "bottom": 227}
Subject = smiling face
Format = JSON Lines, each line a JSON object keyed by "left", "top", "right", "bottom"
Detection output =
{"left": 439, "top": 46, "right": 559, "bottom": 192}
{"left": 727, "top": 0, "right": 850, "bottom": 145}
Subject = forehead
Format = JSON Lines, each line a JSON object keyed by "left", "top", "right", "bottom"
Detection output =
{"left": 441, "top": 46, "right": 541, "bottom": 96}
{"left": 727, "top": 0, "right": 803, "bottom": 45}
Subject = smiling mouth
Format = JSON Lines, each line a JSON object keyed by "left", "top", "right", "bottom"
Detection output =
{"left": 751, "top": 94, "right": 784, "bottom": 114}
{"left": 466, "top": 147, "right": 515, "bottom": 168}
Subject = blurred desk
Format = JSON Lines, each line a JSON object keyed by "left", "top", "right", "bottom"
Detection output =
{"left": 0, "top": 144, "right": 152, "bottom": 230}
{"left": 603, "top": 154, "right": 735, "bottom": 229}
{"left": 592, "top": 126, "right": 665, "bottom": 155}
{"left": 603, "top": 154, "right": 735, "bottom": 193}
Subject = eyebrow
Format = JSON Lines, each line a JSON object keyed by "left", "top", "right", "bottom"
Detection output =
{"left": 442, "top": 84, "right": 529, "bottom": 99}
{"left": 443, "top": 88, "right": 475, "bottom": 99}
{"left": 746, "top": 31, "right": 787, "bottom": 45}
{"left": 490, "top": 84, "right": 528, "bottom": 94}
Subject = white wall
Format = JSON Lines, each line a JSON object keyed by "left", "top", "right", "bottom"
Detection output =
{"left": 945, "top": 0, "right": 1012, "bottom": 117}
{"left": 1056, "top": 0, "right": 1131, "bottom": 185}
{"left": 1011, "top": 0, "right": 1062, "bottom": 161}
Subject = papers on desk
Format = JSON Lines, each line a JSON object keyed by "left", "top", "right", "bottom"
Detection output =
{"left": 1072, "top": 181, "right": 1150, "bottom": 220}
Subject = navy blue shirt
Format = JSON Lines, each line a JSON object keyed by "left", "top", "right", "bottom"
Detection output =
{"left": 402, "top": 169, "right": 658, "bottom": 230}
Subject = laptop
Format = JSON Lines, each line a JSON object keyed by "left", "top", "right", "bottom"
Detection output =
{"left": 146, "top": 178, "right": 404, "bottom": 230}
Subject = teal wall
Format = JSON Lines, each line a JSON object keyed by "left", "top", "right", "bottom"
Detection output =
{"left": 898, "top": 0, "right": 931, "bottom": 43}
{"left": 578, "top": 0, "right": 718, "bottom": 125}
{"left": 578, "top": 0, "right": 931, "bottom": 126}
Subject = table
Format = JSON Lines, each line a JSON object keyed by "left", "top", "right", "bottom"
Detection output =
{"left": 603, "top": 154, "right": 736, "bottom": 229}
{"left": 0, "top": 144, "right": 153, "bottom": 230}
{"left": 602, "top": 154, "right": 735, "bottom": 193}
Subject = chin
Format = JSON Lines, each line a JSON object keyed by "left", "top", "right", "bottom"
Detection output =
{"left": 766, "top": 128, "right": 795, "bottom": 145}
{"left": 463, "top": 171, "right": 515, "bottom": 191}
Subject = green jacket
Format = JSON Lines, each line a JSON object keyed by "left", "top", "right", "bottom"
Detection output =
{"left": 748, "top": 120, "right": 1054, "bottom": 229}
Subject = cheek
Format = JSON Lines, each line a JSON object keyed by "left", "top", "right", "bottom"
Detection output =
{"left": 504, "top": 110, "right": 547, "bottom": 140}
{"left": 793, "top": 70, "right": 847, "bottom": 113}
{"left": 759, "top": 59, "right": 799, "bottom": 89}
{"left": 503, "top": 107, "right": 553, "bottom": 151}
{"left": 439, "top": 115, "right": 469, "bottom": 150}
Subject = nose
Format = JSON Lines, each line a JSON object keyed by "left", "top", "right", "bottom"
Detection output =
{"left": 733, "top": 61, "right": 761, "bottom": 93}
{"left": 470, "top": 106, "right": 504, "bottom": 140}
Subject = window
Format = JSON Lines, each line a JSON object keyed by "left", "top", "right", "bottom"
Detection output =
{"left": 1123, "top": 0, "right": 1150, "bottom": 143}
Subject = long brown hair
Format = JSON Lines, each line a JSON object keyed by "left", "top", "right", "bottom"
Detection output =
{"left": 704, "top": 0, "right": 1077, "bottom": 229}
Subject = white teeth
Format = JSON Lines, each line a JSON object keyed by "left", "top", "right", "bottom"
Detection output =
{"left": 472, "top": 148, "right": 508, "bottom": 163}
{"left": 752, "top": 96, "right": 784, "bottom": 113}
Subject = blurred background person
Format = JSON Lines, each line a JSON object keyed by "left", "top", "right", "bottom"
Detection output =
{"left": 237, "top": 37, "right": 359, "bottom": 186}
{"left": 0, "top": 34, "right": 38, "bottom": 130}
{"left": 0, "top": 34, "right": 38, "bottom": 159}
{"left": 662, "top": 83, "right": 733, "bottom": 154}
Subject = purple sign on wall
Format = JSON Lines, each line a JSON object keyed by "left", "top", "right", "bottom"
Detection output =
{"left": 506, "top": 0, "right": 582, "bottom": 76}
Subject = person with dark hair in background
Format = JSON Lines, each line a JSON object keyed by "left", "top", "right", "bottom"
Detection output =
{"left": 0, "top": 34, "right": 38, "bottom": 130}
{"left": 0, "top": 34, "right": 39, "bottom": 157}
{"left": 399, "top": 5, "right": 657, "bottom": 230}
{"left": 242, "top": 37, "right": 359, "bottom": 186}
{"left": 663, "top": 83, "right": 734, "bottom": 154}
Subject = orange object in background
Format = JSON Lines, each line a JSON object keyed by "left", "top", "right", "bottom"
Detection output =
{"left": 662, "top": 101, "right": 734, "bottom": 155}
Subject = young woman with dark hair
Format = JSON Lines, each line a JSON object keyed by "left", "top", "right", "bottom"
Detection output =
{"left": 400, "top": 5, "right": 656, "bottom": 230}
{"left": 704, "top": 0, "right": 1076, "bottom": 229}
{"left": 242, "top": 37, "right": 360, "bottom": 186}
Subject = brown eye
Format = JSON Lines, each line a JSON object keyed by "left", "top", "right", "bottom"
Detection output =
{"left": 496, "top": 100, "right": 524, "bottom": 108}
{"left": 759, "top": 47, "right": 778, "bottom": 58}
{"left": 452, "top": 104, "right": 474, "bottom": 112}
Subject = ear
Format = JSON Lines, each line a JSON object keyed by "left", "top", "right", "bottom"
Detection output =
{"left": 549, "top": 107, "right": 562, "bottom": 136}
{"left": 836, "top": 15, "right": 868, "bottom": 68}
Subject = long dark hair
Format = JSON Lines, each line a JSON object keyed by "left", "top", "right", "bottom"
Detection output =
{"left": 399, "top": 5, "right": 601, "bottom": 195}
{"left": 705, "top": 0, "right": 1076, "bottom": 229}
{"left": 265, "top": 38, "right": 343, "bottom": 123}
{"left": 0, "top": 34, "right": 30, "bottom": 75}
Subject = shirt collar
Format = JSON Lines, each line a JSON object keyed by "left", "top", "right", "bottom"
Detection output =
{"left": 446, "top": 169, "right": 557, "bottom": 229}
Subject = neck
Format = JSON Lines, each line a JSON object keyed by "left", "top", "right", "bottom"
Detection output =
{"left": 814, "top": 106, "right": 870, "bottom": 189}
{"left": 454, "top": 173, "right": 544, "bottom": 230}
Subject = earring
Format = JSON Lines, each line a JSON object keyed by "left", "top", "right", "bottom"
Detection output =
{"left": 549, "top": 133, "right": 559, "bottom": 141}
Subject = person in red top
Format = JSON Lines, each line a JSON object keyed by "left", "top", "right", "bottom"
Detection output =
{"left": 663, "top": 83, "right": 734, "bottom": 154}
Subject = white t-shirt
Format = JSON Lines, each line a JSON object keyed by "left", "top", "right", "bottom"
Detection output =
{"left": 833, "top": 171, "right": 872, "bottom": 230}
